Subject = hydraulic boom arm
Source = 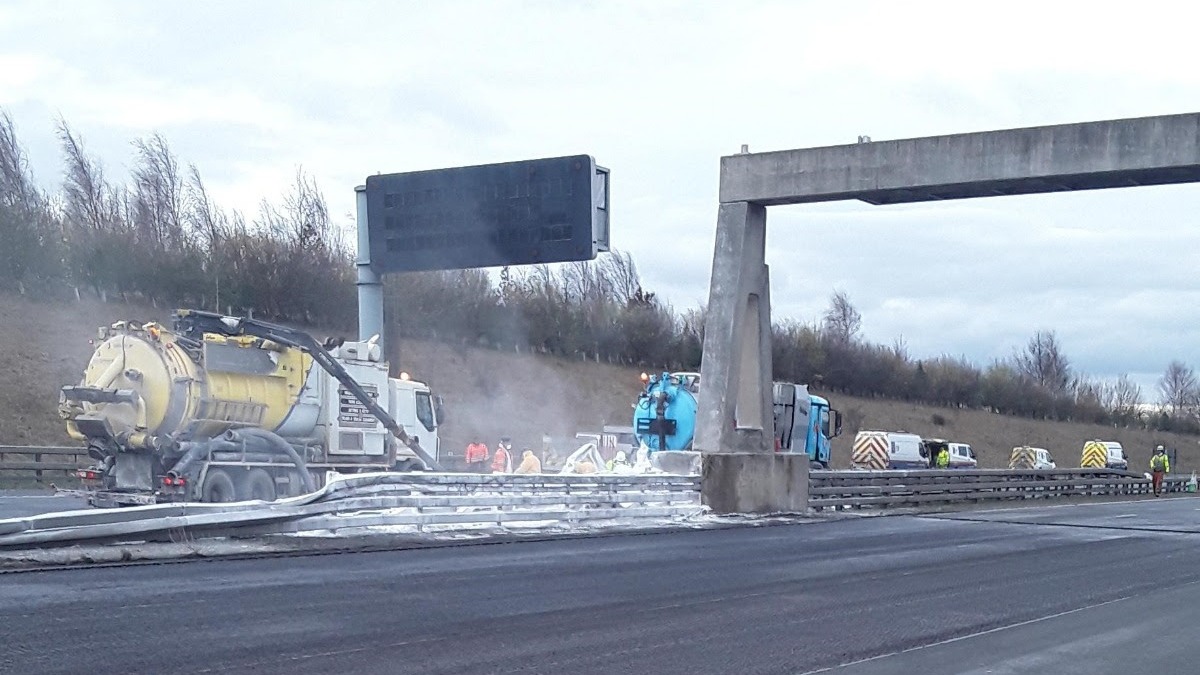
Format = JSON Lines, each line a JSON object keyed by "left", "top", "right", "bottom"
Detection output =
{"left": 173, "top": 309, "right": 443, "bottom": 471}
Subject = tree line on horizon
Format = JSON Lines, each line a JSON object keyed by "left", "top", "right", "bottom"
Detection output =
{"left": 1, "top": 109, "right": 1197, "bottom": 434}
{"left": 791, "top": 293, "right": 1200, "bottom": 434}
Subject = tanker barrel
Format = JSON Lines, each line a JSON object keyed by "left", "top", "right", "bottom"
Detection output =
{"left": 176, "top": 309, "right": 445, "bottom": 472}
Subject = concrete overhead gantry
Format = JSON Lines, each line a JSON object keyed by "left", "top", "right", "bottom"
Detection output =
{"left": 697, "top": 112, "right": 1200, "bottom": 513}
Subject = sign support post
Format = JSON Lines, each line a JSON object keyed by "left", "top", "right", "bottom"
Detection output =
{"left": 355, "top": 184, "right": 385, "bottom": 351}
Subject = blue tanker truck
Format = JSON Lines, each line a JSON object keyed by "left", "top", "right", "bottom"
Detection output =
{"left": 632, "top": 371, "right": 842, "bottom": 469}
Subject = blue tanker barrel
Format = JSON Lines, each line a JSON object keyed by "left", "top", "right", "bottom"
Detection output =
{"left": 633, "top": 373, "right": 698, "bottom": 451}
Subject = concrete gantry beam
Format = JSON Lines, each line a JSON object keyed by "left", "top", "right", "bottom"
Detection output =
{"left": 720, "top": 112, "right": 1200, "bottom": 206}
{"left": 698, "top": 112, "right": 1200, "bottom": 512}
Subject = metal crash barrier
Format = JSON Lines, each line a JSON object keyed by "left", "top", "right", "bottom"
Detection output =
{"left": 809, "top": 468, "right": 1194, "bottom": 511}
{"left": 0, "top": 472, "right": 704, "bottom": 549}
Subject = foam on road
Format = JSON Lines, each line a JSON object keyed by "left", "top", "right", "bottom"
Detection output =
{"left": 1, "top": 496, "right": 1198, "bottom": 674}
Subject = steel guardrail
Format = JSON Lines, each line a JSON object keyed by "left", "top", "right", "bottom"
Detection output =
{"left": 0, "top": 445, "right": 89, "bottom": 481}
{"left": 0, "top": 472, "right": 704, "bottom": 548}
{"left": 808, "top": 468, "right": 1193, "bottom": 510}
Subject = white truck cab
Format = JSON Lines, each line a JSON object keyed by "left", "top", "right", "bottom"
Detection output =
{"left": 387, "top": 375, "right": 441, "bottom": 470}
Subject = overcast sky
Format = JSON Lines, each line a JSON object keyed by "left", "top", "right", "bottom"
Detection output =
{"left": 3, "top": 0, "right": 1200, "bottom": 397}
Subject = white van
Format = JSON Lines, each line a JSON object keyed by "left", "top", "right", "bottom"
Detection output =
{"left": 948, "top": 442, "right": 978, "bottom": 468}
{"left": 1102, "top": 441, "right": 1128, "bottom": 470}
{"left": 882, "top": 432, "right": 926, "bottom": 469}
{"left": 1034, "top": 448, "right": 1056, "bottom": 469}
{"left": 922, "top": 438, "right": 978, "bottom": 469}
{"left": 852, "top": 430, "right": 926, "bottom": 469}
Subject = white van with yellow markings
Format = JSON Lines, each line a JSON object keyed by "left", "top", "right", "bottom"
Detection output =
{"left": 1081, "top": 440, "right": 1127, "bottom": 470}
{"left": 853, "top": 430, "right": 926, "bottom": 470}
{"left": 1010, "top": 446, "right": 1056, "bottom": 470}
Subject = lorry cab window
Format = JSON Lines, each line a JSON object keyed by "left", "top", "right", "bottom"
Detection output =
{"left": 416, "top": 391, "right": 436, "bottom": 432}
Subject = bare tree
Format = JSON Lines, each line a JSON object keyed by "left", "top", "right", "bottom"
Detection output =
{"left": 57, "top": 118, "right": 120, "bottom": 233}
{"left": 1066, "top": 376, "right": 1110, "bottom": 424}
{"left": 0, "top": 111, "right": 39, "bottom": 210}
{"left": 1014, "top": 330, "right": 1071, "bottom": 395}
{"left": 1108, "top": 373, "right": 1142, "bottom": 421}
{"left": 603, "top": 250, "right": 641, "bottom": 304}
{"left": 1158, "top": 360, "right": 1198, "bottom": 416}
{"left": 822, "top": 290, "right": 862, "bottom": 344}
{"left": 185, "top": 164, "right": 226, "bottom": 248}
{"left": 0, "top": 110, "right": 56, "bottom": 290}
{"left": 131, "top": 133, "right": 185, "bottom": 247}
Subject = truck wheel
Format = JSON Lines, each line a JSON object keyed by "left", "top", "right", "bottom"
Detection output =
{"left": 238, "top": 468, "right": 277, "bottom": 502}
{"left": 201, "top": 469, "right": 237, "bottom": 503}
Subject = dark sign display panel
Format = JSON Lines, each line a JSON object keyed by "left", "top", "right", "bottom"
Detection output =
{"left": 364, "top": 155, "right": 608, "bottom": 273}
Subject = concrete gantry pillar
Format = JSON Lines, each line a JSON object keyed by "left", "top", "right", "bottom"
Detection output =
{"left": 695, "top": 201, "right": 773, "bottom": 454}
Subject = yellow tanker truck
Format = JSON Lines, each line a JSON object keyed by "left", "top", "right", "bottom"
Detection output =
{"left": 59, "top": 309, "right": 443, "bottom": 507}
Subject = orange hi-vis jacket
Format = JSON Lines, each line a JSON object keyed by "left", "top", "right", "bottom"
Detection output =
{"left": 465, "top": 443, "right": 489, "bottom": 463}
{"left": 492, "top": 446, "right": 510, "bottom": 473}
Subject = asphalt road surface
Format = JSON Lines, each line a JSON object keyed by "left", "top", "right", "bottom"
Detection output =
{"left": 3, "top": 498, "right": 1199, "bottom": 675}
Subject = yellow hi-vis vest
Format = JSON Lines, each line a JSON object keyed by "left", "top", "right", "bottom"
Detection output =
{"left": 1151, "top": 454, "right": 1170, "bottom": 472}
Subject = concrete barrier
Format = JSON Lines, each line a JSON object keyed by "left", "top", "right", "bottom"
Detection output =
{"left": 701, "top": 453, "right": 808, "bottom": 514}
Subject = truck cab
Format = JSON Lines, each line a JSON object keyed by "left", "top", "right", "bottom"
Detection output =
{"left": 773, "top": 383, "right": 843, "bottom": 469}
{"left": 388, "top": 374, "right": 442, "bottom": 471}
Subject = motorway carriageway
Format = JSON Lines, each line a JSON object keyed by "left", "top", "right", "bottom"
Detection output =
{"left": 2, "top": 497, "right": 1200, "bottom": 674}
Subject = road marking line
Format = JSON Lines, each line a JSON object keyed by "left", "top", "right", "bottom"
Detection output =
{"left": 801, "top": 574, "right": 1200, "bottom": 674}
{"left": 1113, "top": 514, "right": 1137, "bottom": 519}
{"left": 796, "top": 594, "right": 1137, "bottom": 674}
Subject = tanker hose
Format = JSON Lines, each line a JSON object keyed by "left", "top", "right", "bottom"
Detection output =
{"left": 168, "top": 438, "right": 269, "bottom": 478}
{"left": 225, "top": 428, "right": 317, "bottom": 493}
{"left": 168, "top": 440, "right": 215, "bottom": 479}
